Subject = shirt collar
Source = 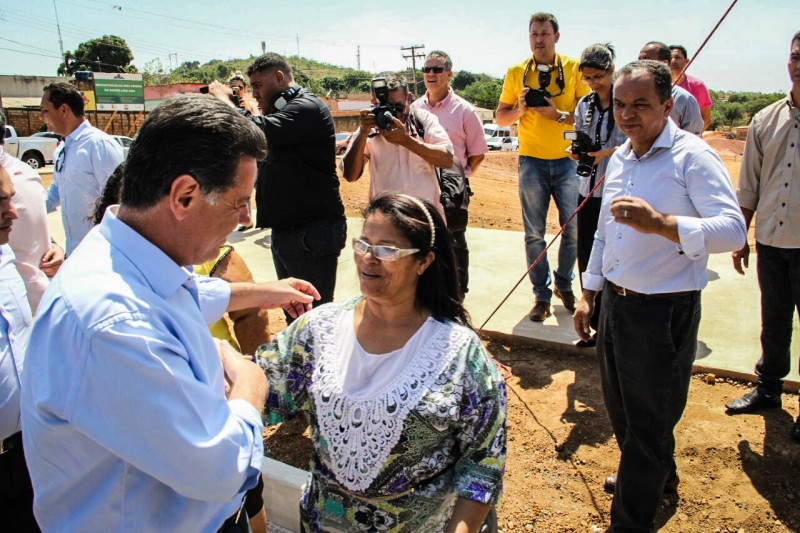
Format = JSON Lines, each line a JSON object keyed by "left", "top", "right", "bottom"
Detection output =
{"left": 619, "top": 117, "right": 677, "bottom": 161}
{"left": 65, "top": 120, "right": 92, "bottom": 145}
{"left": 422, "top": 87, "right": 453, "bottom": 109}
{"left": 98, "top": 206, "right": 193, "bottom": 300}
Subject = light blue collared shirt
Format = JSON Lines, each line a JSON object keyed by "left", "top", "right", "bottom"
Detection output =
{"left": 0, "top": 245, "right": 32, "bottom": 440}
{"left": 671, "top": 85, "right": 704, "bottom": 136}
{"left": 583, "top": 119, "right": 746, "bottom": 294}
{"left": 21, "top": 207, "right": 264, "bottom": 532}
{"left": 45, "top": 120, "right": 123, "bottom": 255}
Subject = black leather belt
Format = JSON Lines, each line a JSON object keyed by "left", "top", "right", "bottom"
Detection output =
{"left": 607, "top": 281, "right": 695, "bottom": 299}
{"left": 0, "top": 432, "right": 22, "bottom": 455}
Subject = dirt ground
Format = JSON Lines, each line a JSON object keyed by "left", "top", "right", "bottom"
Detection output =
{"left": 263, "top": 135, "right": 800, "bottom": 532}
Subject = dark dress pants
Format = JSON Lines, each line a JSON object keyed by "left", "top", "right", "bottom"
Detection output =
{"left": 597, "top": 288, "right": 700, "bottom": 532}
{"left": 270, "top": 218, "right": 347, "bottom": 320}
{"left": 754, "top": 242, "right": 800, "bottom": 395}
{"left": 1, "top": 436, "right": 40, "bottom": 532}
{"left": 577, "top": 195, "right": 603, "bottom": 330}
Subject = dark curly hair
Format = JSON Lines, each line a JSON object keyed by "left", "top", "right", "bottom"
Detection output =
{"left": 362, "top": 193, "right": 471, "bottom": 328}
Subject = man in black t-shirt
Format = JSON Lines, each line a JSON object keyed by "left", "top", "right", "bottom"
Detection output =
{"left": 210, "top": 53, "right": 346, "bottom": 308}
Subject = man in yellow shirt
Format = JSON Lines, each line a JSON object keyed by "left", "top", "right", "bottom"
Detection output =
{"left": 496, "top": 12, "right": 589, "bottom": 321}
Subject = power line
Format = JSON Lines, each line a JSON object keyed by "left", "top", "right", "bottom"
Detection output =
{"left": 401, "top": 44, "right": 425, "bottom": 98}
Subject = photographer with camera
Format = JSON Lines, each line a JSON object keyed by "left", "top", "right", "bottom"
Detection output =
{"left": 496, "top": 12, "right": 590, "bottom": 322}
{"left": 567, "top": 43, "right": 627, "bottom": 346}
{"left": 227, "top": 73, "right": 260, "bottom": 115}
{"left": 341, "top": 76, "right": 453, "bottom": 220}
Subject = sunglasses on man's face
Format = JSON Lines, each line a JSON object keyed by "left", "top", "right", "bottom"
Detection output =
{"left": 422, "top": 66, "right": 446, "bottom": 74}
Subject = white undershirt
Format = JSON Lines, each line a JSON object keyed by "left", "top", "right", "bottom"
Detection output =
{"left": 336, "top": 307, "right": 438, "bottom": 398}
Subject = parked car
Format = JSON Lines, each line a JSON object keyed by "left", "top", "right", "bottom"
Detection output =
{"left": 487, "top": 136, "right": 518, "bottom": 151}
{"left": 31, "top": 132, "right": 64, "bottom": 143}
{"left": 335, "top": 132, "right": 353, "bottom": 155}
{"left": 110, "top": 135, "right": 134, "bottom": 159}
{"left": 484, "top": 124, "right": 512, "bottom": 141}
{"left": 3, "top": 126, "right": 60, "bottom": 169}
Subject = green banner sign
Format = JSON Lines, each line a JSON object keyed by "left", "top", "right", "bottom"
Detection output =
{"left": 93, "top": 73, "right": 144, "bottom": 111}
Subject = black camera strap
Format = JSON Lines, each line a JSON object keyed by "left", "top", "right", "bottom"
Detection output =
{"left": 583, "top": 90, "right": 615, "bottom": 187}
{"left": 523, "top": 55, "right": 565, "bottom": 97}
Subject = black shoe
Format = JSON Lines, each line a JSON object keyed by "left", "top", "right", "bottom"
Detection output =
{"left": 725, "top": 388, "right": 781, "bottom": 414}
{"left": 528, "top": 302, "right": 551, "bottom": 322}
{"left": 603, "top": 473, "right": 679, "bottom": 495}
{"left": 792, "top": 416, "right": 800, "bottom": 442}
{"left": 553, "top": 288, "right": 576, "bottom": 313}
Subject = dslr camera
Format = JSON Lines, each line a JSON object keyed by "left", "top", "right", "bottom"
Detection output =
{"left": 524, "top": 63, "right": 554, "bottom": 107}
{"left": 371, "top": 77, "right": 404, "bottom": 130}
{"left": 564, "top": 130, "right": 598, "bottom": 177}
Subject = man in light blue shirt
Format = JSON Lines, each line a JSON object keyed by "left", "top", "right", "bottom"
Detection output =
{"left": 0, "top": 166, "right": 39, "bottom": 531}
{"left": 22, "top": 95, "right": 319, "bottom": 532}
{"left": 573, "top": 61, "right": 745, "bottom": 532}
{"left": 40, "top": 82, "right": 124, "bottom": 255}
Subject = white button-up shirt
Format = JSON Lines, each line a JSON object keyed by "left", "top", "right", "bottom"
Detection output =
{"left": 583, "top": 119, "right": 746, "bottom": 294}
{"left": 45, "top": 120, "right": 123, "bottom": 255}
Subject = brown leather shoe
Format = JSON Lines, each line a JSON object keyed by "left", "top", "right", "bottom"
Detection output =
{"left": 725, "top": 388, "right": 781, "bottom": 414}
{"left": 553, "top": 288, "right": 576, "bottom": 313}
{"left": 528, "top": 302, "right": 551, "bottom": 322}
{"left": 603, "top": 473, "right": 679, "bottom": 494}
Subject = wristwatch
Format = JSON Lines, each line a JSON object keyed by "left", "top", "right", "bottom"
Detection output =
{"left": 556, "top": 112, "right": 568, "bottom": 124}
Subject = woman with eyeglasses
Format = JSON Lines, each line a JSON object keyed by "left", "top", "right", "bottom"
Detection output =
{"left": 571, "top": 43, "right": 627, "bottom": 347}
{"left": 256, "top": 192, "right": 506, "bottom": 532}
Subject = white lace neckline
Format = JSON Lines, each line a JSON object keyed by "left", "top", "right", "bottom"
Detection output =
{"left": 309, "top": 302, "right": 463, "bottom": 492}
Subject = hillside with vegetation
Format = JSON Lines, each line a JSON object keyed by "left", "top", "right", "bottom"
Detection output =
{"left": 143, "top": 53, "right": 784, "bottom": 129}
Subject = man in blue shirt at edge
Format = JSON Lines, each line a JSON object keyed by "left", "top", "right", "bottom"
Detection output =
{"left": 21, "top": 95, "right": 319, "bottom": 532}
{"left": 0, "top": 165, "right": 40, "bottom": 532}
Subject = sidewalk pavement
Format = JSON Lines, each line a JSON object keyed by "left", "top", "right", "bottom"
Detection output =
{"left": 46, "top": 211, "right": 800, "bottom": 391}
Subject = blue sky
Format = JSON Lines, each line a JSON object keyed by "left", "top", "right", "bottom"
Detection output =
{"left": 1, "top": 0, "right": 797, "bottom": 93}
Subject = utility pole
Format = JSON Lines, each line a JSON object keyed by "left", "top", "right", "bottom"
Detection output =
{"left": 357, "top": 45, "right": 361, "bottom": 71}
{"left": 261, "top": 41, "right": 266, "bottom": 54}
{"left": 401, "top": 44, "right": 425, "bottom": 97}
{"left": 296, "top": 34, "right": 300, "bottom": 57}
{"left": 52, "top": 0, "right": 68, "bottom": 76}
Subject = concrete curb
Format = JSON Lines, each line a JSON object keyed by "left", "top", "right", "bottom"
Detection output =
{"left": 261, "top": 457, "right": 305, "bottom": 532}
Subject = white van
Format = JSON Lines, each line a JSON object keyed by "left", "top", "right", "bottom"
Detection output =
{"left": 483, "top": 124, "right": 511, "bottom": 141}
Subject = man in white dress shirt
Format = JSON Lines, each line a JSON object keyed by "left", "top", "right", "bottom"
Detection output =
{"left": 573, "top": 60, "right": 745, "bottom": 532}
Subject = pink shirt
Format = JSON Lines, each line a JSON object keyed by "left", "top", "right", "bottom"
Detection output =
{"left": 677, "top": 74, "right": 712, "bottom": 110}
{"left": 346, "top": 108, "right": 453, "bottom": 219}
{"left": 410, "top": 88, "right": 488, "bottom": 176}
{"left": 0, "top": 147, "right": 51, "bottom": 312}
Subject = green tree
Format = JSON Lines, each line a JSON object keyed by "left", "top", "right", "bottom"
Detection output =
{"left": 722, "top": 103, "right": 744, "bottom": 129}
{"left": 452, "top": 70, "right": 477, "bottom": 91}
{"left": 459, "top": 79, "right": 502, "bottom": 109}
{"left": 58, "top": 35, "right": 136, "bottom": 75}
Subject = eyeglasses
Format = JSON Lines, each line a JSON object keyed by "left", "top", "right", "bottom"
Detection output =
{"left": 55, "top": 147, "right": 67, "bottom": 173}
{"left": 581, "top": 72, "right": 609, "bottom": 83}
{"left": 422, "top": 66, "right": 446, "bottom": 74}
{"left": 352, "top": 238, "right": 419, "bottom": 261}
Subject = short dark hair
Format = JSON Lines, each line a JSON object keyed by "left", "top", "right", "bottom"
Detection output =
{"left": 643, "top": 41, "right": 672, "bottom": 62}
{"left": 363, "top": 193, "right": 471, "bottom": 327}
{"left": 0, "top": 110, "right": 5, "bottom": 146}
{"left": 228, "top": 74, "right": 247, "bottom": 88}
{"left": 618, "top": 60, "right": 673, "bottom": 103}
{"left": 121, "top": 95, "right": 267, "bottom": 209}
{"left": 246, "top": 53, "right": 293, "bottom": 81}
{"left": 426, "top": 50, "right": 452, "bottom": 71}
{"left": 529, "top": 12, "right": 559, "bottom": 33}
{"left": 92, "top": 163, "right": 124, "bottom": 225}
{"left": 669, "top": 45, "right": 689, "bottom": 60}
{"left": 43, "top": 82, "right": 85, "bottom": 116}
{"left": 579, "top": 43, "right": 616, "bottom": 71}
{"left": 792, "top": 31, "right": 800, "bottom": 47}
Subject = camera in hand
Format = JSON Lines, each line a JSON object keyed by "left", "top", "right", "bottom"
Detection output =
{"left": 525, "top": 88, "right": 551, "bottom": 108}
{"left": 198, "top": 86, "right": 240, "bottom": 107}
{"left": 524, "top": 63, "right": 554, "bottom": 107}
{"left": 564, "top": 130, "right": 598, "bottom": 177}
{"left": 370, "top": 77, "right": 404, "bottom": 130}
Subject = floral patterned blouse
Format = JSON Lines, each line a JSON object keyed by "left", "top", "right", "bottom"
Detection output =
{"left": 256, "top": 297, "right": 507, "bottom": 532}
